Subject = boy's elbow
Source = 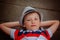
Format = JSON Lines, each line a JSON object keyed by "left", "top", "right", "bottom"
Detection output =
{"left": 0, "top": 24, "right": 4, "bottom": 29}
{"left": 56, "top": 20, "right": 59, "bottom": 23}
{"left": 0, "top": 23, "right": 5, "bottom": 26}
{"left": 0, "top": 23, "right": 7, "bottom": 28}
{"left": 0, "top": 23, "right": 5, "bottom": 27}
{"left": 55, "top": 20, "right": 59, "bottom": 25}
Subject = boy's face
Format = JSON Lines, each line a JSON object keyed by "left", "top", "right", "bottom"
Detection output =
{"left": 24, "top": 12, "right": 41, "bottom": 30}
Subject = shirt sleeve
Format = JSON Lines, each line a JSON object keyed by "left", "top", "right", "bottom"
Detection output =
{"left": 46, "top": 29, "right": 53, "bottom": 38}
{"left": 10, "top": 29, "right": 16, "bottom": 39}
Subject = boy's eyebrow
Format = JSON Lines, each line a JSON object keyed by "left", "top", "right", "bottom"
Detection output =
{"left": 26, "top": 17, "right": 39, "bottom": 20}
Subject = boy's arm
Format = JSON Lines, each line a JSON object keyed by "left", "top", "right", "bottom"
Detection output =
{"left": 0, "top": 21, "right": 20, "bottom": 28}
{"left": 40, "top": 20, "right": 59, "bottom": 34}
{"left": 0, "top": 21, "right": 20, "bottom": 35}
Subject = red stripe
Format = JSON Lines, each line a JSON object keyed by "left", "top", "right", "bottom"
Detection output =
{"left": 18, "top": 34, "right": 25, "bottom": 40}
{"left": 17, "top": 32, "right": 41, "bottom": 40}
{"left": 45, "top": 30, "right": 50, "bottom": 40}
{"left": 14, "top": 30, "right": 50, "bottom": 40}
{"left": 14, "top": 29, "right": 19, "bottom": 40}
{"left": 40, "top": 30, "right": 50, "bottom": 40}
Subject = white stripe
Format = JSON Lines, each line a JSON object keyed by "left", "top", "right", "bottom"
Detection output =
{"left": 21, "top": 35, "right": 47, "bottom": 40}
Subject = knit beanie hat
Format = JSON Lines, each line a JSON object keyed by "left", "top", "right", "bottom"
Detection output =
{"left": 19, "top": 6, "right": 43, "bottom": 26}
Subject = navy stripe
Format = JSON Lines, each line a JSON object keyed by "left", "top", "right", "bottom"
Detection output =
{"left": 24, "top": 31, "right": 30, "bottom": 34}
{"left": 18, "top": 32, "right": 23, "bottom": 36}
{"left": 18, "top": 29, "right": 42, "bottom": 36}
{"left": 42, "top": 31, "right": 48, "bottom": 36}
{"left": 32, "top": 31, "right": 41, "bottom": 34}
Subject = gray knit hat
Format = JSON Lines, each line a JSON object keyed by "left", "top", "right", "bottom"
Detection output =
{"left": 19, "top": 6, "right": 43, "bottom": 26}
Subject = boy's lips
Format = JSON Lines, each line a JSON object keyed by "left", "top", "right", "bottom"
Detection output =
{"left": 31, "top": 25, "right": 36, "bottom": 27}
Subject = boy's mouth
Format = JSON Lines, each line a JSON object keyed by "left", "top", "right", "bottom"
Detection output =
{"left": 31, "top": 25, "right": 36, "bottom": 27}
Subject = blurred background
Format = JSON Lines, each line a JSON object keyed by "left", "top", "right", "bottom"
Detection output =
{"left": 0, "top": 0, "right": 60, "bottom": 40}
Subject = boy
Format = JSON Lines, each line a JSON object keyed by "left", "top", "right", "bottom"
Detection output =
{"left": 0, "top": 6, "right": 59, "bottom": 40}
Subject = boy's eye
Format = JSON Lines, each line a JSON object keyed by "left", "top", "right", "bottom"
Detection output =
{"left": 26, "top": 20, "right": 30, "bottom": 21}
{"left": 35, "top": 18, "right": 38, "bottom": 20}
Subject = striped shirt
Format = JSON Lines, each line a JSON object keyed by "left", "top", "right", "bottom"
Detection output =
{"left": 10, "top": 29, "right": 53, "bottom": 40}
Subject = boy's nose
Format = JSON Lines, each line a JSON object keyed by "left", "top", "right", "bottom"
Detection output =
{"left": 31, "top": 20, "right": 35, "bottom": 24}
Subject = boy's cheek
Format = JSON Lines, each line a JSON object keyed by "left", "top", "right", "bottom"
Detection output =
{"left": 25, "top": 22, "right": 31, "bottom": 26}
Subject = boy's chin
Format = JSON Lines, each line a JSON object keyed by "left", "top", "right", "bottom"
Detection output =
{"left": 30, "top": 28, "right": 39, "bottom": 31}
